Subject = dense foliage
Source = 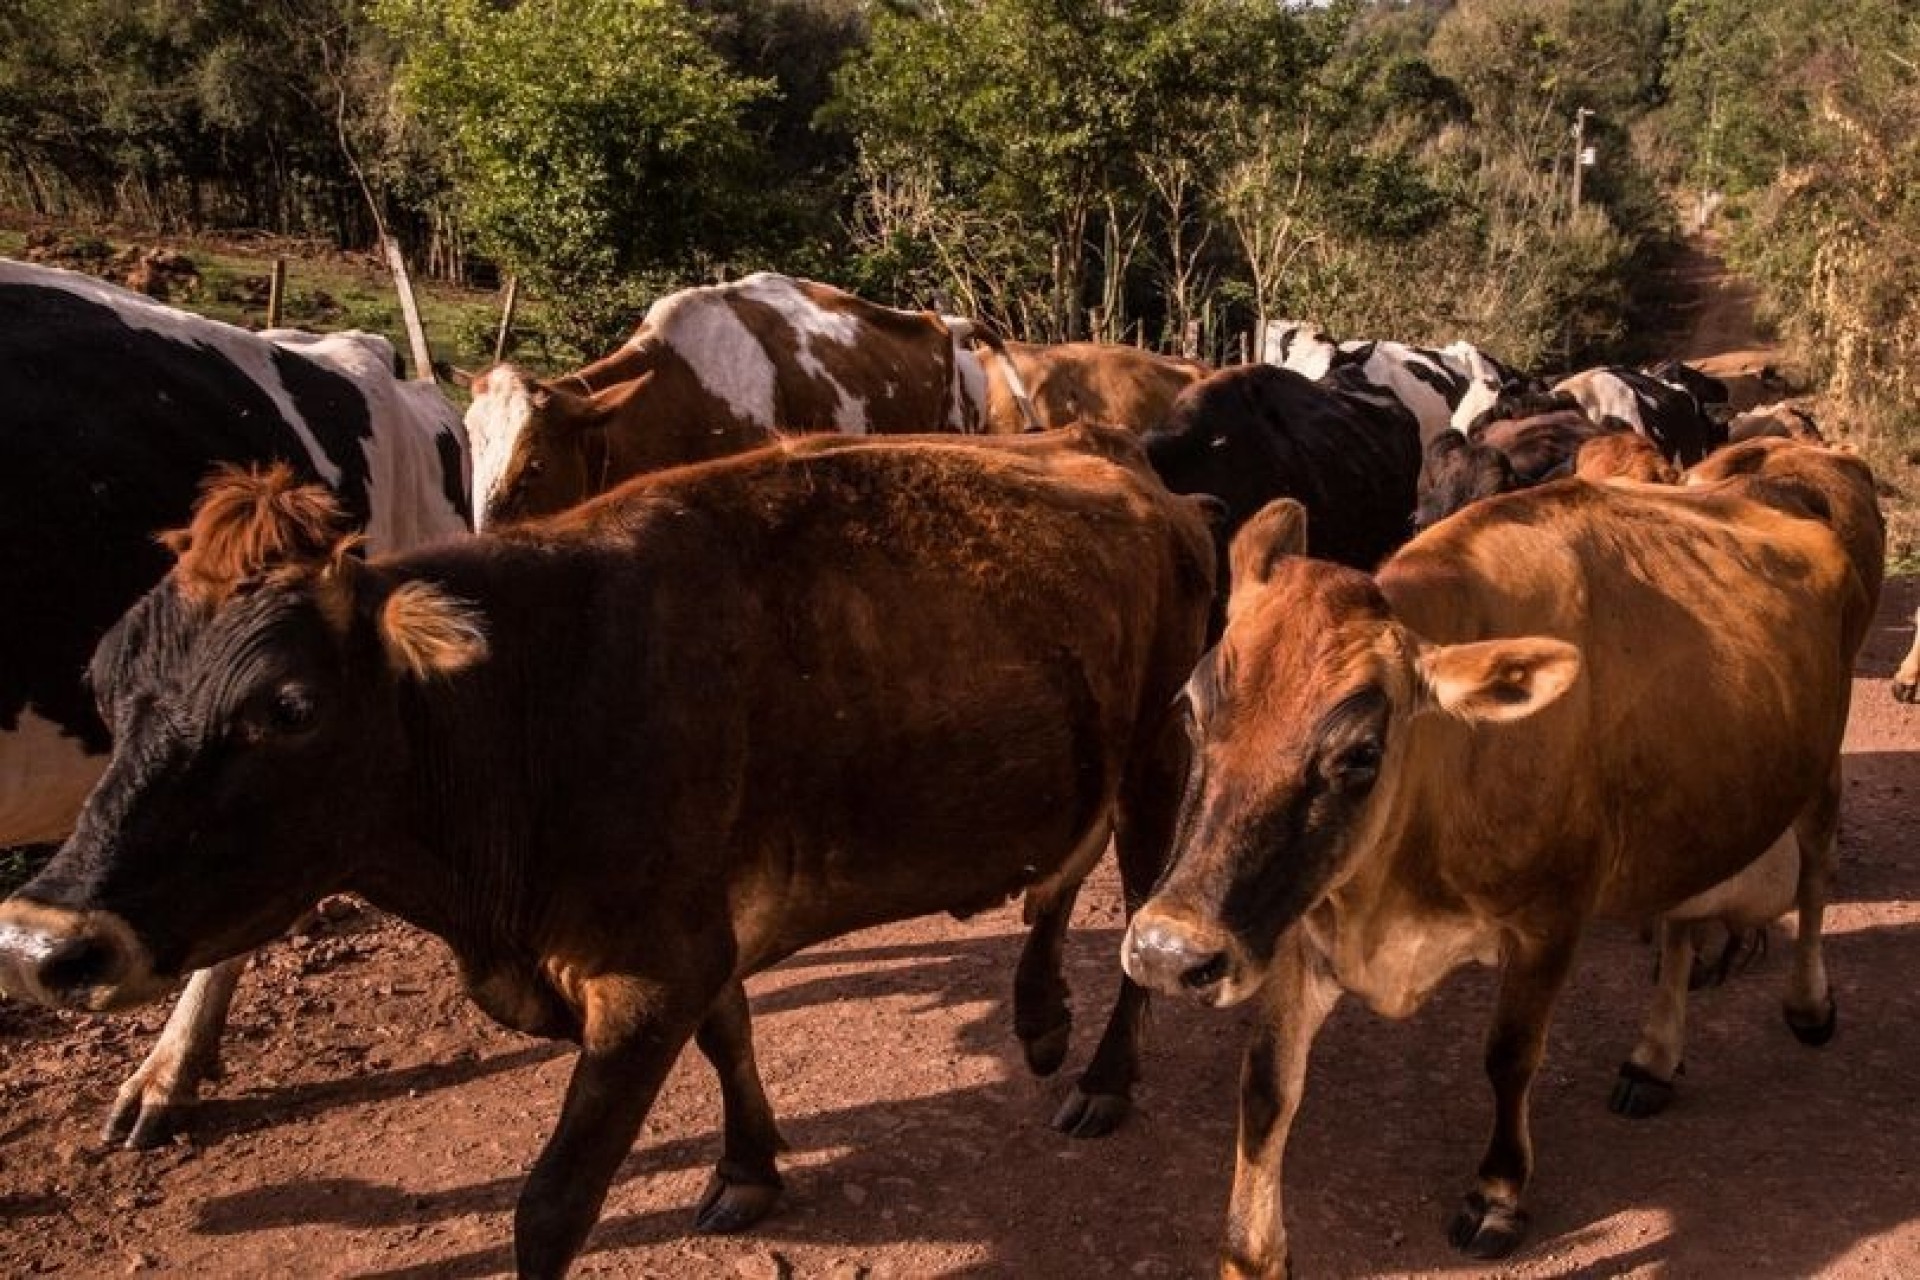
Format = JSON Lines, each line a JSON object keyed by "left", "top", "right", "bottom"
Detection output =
{"left": 1662, "top": 0, "right": 1920, "bottom": 440}
{"left": 0, "top": 0, "right": 1912, "bottom": 437}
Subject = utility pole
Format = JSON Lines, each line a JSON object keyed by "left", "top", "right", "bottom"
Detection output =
{"left": 1570, "top": 106, "right": 1595, "bottom": 216}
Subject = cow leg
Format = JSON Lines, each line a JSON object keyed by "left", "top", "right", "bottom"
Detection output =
{"left": 1892, "top": 609, "right": 1920, "bottom": 703}
{"left": 1052, "top": 722, "right": 1185, "bottom": 1139}
{"left": 104, "top": 956, "right": 245, "bottom": 1147}
{"left": 1015, "top": 880, "right": 1079, "bottom": 1078}
{"left": 514, "top": 976, "right": 710, "bottom": 1280}
{"left": 1448, "top": 932, "right": 1577, "bottom": 1259}
{"left": 1783, "top": 765, "right": 1840, "bottom": 1045}
{"left": 1220, "top": 929, "right": 1342, "bottom": 1280}
{"left": 1612, "top": 921, "right": 1691, "bottom": 1118}
{"left": 691, "top": 979, "right": 785, "bottom": 1233}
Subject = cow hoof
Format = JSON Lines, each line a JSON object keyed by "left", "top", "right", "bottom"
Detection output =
{"left": 1446, "top": 1190, "right": 1528, "bottom": 1259}
{"left": 693, "top": 1165, "right": 782, "bottom": 1234}
{"left": 1050, "top": 1087, "right": 1130, "bottom": 1139}
{"left": 1608, "top": 1061, "right": 1675, "bottom": 1118}
{"left": 1786, "top": 996, "right": 1837, "bottom": 1047}
{"left": 1021, "top": 1021, "right": 1072, "bottom": 1078}
{"left": 103, "top": 1097, "right": 190, "bottom": 1150}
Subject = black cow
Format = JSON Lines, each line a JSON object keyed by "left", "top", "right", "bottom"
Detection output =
{"left": 1142, "top": 364, "right": 1423, "bottom": 631}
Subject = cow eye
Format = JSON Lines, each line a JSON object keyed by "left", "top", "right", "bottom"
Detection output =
{"left": 1329, "top": 738, "right": 1382, "bottom": 787}
{"left": 263, "top": 685, "right": 317, "bottom": 736}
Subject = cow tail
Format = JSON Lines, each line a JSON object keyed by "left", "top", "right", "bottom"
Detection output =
{"left": 950, "top": 317, "right": 1041, "bottom": 433}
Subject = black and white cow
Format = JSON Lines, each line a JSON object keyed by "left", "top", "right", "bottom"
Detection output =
{"left": 1551, "top": 365, "right": 1729, "bottom": 466}
{"left": 1263, "top": 320, "right": 1531, "bottom": 441}
{"left": 0, "top": 257, "right": 471, "bottom": 1143}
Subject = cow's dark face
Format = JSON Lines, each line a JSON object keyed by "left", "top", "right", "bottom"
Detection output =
{"left": 1124, "top": 499, "right": 1579, "bottom": 1007}
{"left": 0, "top": 582, "right": 376, "bottom": 1010}
{"left": 0, "top": 471, "right": 486, "bottom": 1013}
{"left": 1415, "top": 431, "right": 1515, "bottom": 532}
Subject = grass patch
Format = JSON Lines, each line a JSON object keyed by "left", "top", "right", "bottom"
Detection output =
{"left": 0, "top": 218, "right": 574, "bottom": 381}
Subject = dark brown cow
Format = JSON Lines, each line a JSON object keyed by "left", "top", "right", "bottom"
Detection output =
{"left": 1414, "top": 407, "right": 1616, "bottom": 531}
{"left": 0, "top": 427, "right": 1214, "bottom": 1278}
{"left": 974, "top": 339, "right": 1210, "bottom": 433}
{"left": 1120, "top": 451, "right": 1880, "bottom": 1278}
{"left": 465, "top": 272, "right": 1010, "bottom": 528}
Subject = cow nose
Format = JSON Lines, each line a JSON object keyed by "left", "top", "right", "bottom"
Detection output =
{"left": 1123, "top": 916, "right": 1232, "bottom": 999}
{"left": 0, "top": 901, "right": 159, "bottom": 1011}
{"left": 38, "top": 933, "right": 124, "bottom": 998}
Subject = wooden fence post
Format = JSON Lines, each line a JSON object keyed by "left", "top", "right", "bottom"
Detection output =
{"left": 266, "top": 258, "right": 287, "bottom": 328}
{"left": 382, "top": 235, "right": 436, "bottom": 382}
{"left": 493, "top": 275, "right": 520, "bottom": 365}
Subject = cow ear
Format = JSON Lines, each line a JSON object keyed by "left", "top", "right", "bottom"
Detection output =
{"left": 1228, "top": 498, "right": 1309, "bottom": 593}
{"left": 1416, "top": 636, "right": 1581, "bottom": 724}
{"left": 379, "top": 581, "right": 489, "bottom": 680}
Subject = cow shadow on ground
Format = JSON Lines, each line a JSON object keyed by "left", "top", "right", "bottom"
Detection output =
{"left": 180, "top": 867, "right": 1920, "bottom": 1280}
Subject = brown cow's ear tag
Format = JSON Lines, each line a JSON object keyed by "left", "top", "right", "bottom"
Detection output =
{"left": 1417, "top": 636, "right": 1581, "bottom": 724}
{"left": 379, "top": 582, "right": 489, "bottom": 680}
{"left": 1228, "top": 498, "right": 1310, "bottom": 594}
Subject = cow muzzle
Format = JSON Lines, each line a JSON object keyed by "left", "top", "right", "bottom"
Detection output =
{"left": 0, "top": 899, "right": 171, "bottom": 1012}
{"left": 1122, "top": 902, "right": 1264, "bottom": 1008}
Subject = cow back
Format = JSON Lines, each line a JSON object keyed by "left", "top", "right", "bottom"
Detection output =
{"left": 1378, "top": 478, "right": 1868, "bottom": 916}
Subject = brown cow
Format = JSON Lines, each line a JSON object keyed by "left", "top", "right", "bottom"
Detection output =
{"left": 1575, "top": 428, "right": 1680, "bottom": 483}
{"left": 465, "top": 272, "right": 1021, "bottom": 528}
{"left": 1727, "top": 400, "right": 1825, "bottom": 444}
{"left": 1120, "top": 453, "right": 1879, "bottom": 1277}
{"left": 0, "top": 426, "right": 1214, "bottom": 1278}
{"left": 974, "top": 339, "right": 1210, "bottom": 433}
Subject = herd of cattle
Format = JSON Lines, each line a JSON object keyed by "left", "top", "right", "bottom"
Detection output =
{"left": 0, "top": 256, "right": 1913, "bottom": 1278}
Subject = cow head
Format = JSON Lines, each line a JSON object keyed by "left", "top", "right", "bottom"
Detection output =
{"left": 1123, "top": 499, "right": 1579, "bottom": 1007}
{"left": 0, "top": 466, "right": 486, "bottom": 1012}
{"left": 1414, "top": 431, "right": 1515, "bottom": 532}
{"left": 465, "top": 364, "right": 607, "bottom": 530}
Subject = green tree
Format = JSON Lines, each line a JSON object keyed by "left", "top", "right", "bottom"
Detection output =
{"left": 375, "top": 0, "right": 773, "bottom": 349}
{"left": 834, "top": 0, "right": 1314, "bottom": 343}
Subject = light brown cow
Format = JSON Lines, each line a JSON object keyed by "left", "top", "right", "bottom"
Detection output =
{"left": 974, "top": 339, "right": 1210, "bottom": 433}
{"left": 1574, "top": 428, "right": 1680, "bottom": 482}
{"left": 466, "top": 272, "right": 1015, "bottom": 528}
{"left": 1121, "top": 453, "right": 1880, "bottom": 1278}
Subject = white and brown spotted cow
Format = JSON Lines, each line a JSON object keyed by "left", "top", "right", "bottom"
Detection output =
{"left": 1122, "top": 445, "right": 1880, "bottom": 1278}
{"left": 466, "top": 272, "right": 1020, "bottom": 527}
{"left": 0, "top": 256, "right": 471, "bottom": 1148}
